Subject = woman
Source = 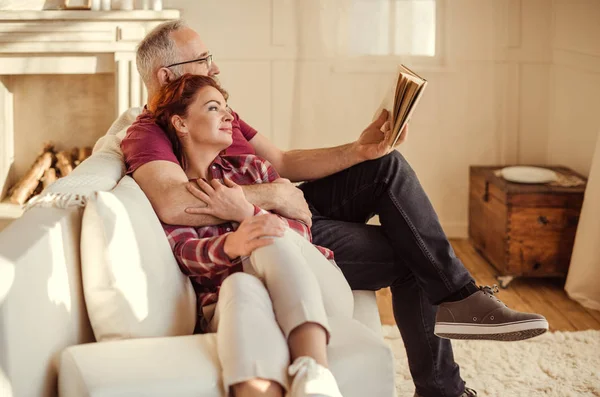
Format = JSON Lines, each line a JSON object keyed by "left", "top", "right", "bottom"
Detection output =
{"left": 151, "top": 73, "right": 354, "bottom": 397}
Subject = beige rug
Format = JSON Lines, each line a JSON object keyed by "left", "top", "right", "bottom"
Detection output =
{"left": 382, "top": 325, "right": 600, "bottom": 397}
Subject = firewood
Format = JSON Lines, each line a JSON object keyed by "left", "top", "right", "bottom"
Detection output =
{"left": 8, "top": 150, "right": 54, "bottom": 205}
{"left": 41, "top": 141, "right": 55, "bottom": 153}
{"left": 77, "top": 146, "right": 92, "bottom": 165}
{"left": 42, "top": 167, "right": 57, "bottom": 189}
{"left": 71, "top": 147, "right": 80, "bottom": 165}
{"left": 56, "top": 150, "right": 73, "bottom": 177}
{"left": 33, "top": 182, "right": 43, "bottom": 196}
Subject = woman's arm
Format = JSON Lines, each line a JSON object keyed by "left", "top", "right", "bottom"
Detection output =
{"left": 169, "top": 213, "right": 287, "bottom": 278}
{"left": 171, "top": 230, "right": 236, "bottom": 277}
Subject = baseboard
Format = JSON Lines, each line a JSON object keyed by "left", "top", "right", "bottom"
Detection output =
{"left": 442, "top": 222, "right": 468, "bottom": 239}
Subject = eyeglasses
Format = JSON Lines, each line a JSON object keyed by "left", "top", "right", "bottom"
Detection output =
{"left": 165, "top": 54, "right": 213, "bottom": 69}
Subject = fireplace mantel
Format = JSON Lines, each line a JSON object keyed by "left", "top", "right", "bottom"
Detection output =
{"left": 0, "top": 9, "right": 180, "bottom": 218}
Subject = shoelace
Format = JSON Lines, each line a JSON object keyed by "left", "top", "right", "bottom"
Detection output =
{"left": 463, "top": 387, "right": 478, "bottom": 396}
{"left": 480, "top": 284, "right": 499, "bottom": 295}
{"left": 480, "top": 284, "right": 506, "bottom": 306}
{"left": 288, "top": 356, "right": 319, "bottom": 379}
{"left": 418, "top": 387, "right": 478, "bottom": 397}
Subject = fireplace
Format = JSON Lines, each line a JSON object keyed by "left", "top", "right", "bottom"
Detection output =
{"left": 0, "top": 9, "right": 179, "bottom": 220}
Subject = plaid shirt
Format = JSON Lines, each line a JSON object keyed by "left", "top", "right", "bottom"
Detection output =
{"left": 163, "top": 155, "right": 334, "bottom": 317}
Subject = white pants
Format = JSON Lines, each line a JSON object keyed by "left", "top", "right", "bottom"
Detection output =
{"left": 205, "top": 229, "right": 354, "bottom": 393}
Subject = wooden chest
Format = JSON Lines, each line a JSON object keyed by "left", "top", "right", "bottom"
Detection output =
{"left": 468, "top": 166, "right": 587, "bottom": 287}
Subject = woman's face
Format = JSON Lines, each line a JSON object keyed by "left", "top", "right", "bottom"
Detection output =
{"left": 177, "top": 85, "right": 233, "bottom": 149}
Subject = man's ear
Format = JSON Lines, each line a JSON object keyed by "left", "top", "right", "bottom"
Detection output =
{"left": 171, "top": 114, "right": 188, "bottom": 137}
{"left": 156, "top": 67, "right": 175, "bottom": 86}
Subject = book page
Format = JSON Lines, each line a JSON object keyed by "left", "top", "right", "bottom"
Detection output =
{"left": 399, "top": 64, "right": 426, "bottom": 81}
{"left": 393, "top": 76, "right": 409, "bottom": 128}
{"left": 388, "top": 66, "right": 427, "bottom": 146}
{"left": 396, "top": 80, "right": 420, "bottom": 128}
{"left": 372, "top": 72, "right": 400, "bottom": 123}
{"left": 389, "top": 82, "right": 427, "bottom": 147}
{"left": 374, "top": 64, "right": 427, "bottom": 147}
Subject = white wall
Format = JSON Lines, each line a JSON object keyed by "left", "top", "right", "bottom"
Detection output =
{"left": 164, "top": 0, "right": 595, "bottom": 237}
{"left": 548, "top": 0, "right": 600, "bottom": 176}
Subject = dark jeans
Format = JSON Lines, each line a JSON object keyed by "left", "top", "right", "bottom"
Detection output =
{"left": 299, "top": 151, "right": 474, "bottom": 397}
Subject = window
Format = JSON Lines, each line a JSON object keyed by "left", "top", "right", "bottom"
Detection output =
{"left": 343, "top": 0, "right": 441, "bottom": 61}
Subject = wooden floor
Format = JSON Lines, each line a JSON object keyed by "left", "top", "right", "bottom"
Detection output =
{"left": 375, "top": 239, "right": 600, "bottom": 331}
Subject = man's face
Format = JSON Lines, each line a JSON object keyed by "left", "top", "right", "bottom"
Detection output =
{"left": 169, "top": 27, "right": 220, "bottom": 77}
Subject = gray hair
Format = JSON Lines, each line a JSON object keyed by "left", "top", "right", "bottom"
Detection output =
{"left": 136, "top": 20, "right": 187, "bottom": 88}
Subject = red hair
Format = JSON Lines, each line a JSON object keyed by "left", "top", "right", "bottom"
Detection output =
{"left": 151, "top": 73, "right": 229, "bottom": 166}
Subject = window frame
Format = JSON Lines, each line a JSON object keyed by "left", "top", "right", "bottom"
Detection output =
{"left": 334, "top": 0, "right": 446, "bottom": 72}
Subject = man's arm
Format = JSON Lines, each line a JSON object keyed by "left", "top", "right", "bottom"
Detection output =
{"left": 252, "top": 135, "right": 359, "bottom": 182}
{"left": 133, "top": 160, "right": 308, "bottom": 226}
{"left": 133, "top": 161, "right": 222, "bottom": 226}
{"left": 250, "top": 109, "right": 398, "bottom": 182}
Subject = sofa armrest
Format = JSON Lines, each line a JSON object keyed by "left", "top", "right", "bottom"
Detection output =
{"left": 59, "top": 317, "right": 394, "bottom": 397}
{"left": 352, "top": 290, "right": 383, "bottom": 337}
{"left": 59, "top": 334, "right": 223, "bottom": 397}
{"left": 0, "top": 207, "right": 94, "bottom": 397}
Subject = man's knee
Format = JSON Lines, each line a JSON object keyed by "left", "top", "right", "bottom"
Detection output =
{"left": 358, "top": 151, "right": 414, "bottom": 180}
{"left": 378, "top": 151, "right": 411, "bottom": 172}
{"left": 389, "top": 271, "right": 420, "bottom": 294}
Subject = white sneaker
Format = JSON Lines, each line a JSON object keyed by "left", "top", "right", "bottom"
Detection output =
{"left": 288, "top": 356, "right": 343, "bottom": 397}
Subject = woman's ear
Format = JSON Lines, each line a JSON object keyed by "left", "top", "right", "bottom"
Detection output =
{"left": 171, "top": 114, "right": 188, "bottom": 137}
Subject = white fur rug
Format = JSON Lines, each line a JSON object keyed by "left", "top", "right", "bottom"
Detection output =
{"left": 382, "top": 325, "right": 600, "bottom": 397}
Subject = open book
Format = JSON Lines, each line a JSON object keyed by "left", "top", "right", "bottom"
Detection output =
{"left": 373, "top": 64, "right": 427, "bottom": 147}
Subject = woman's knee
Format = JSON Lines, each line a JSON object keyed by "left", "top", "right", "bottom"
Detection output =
{"left": 219, "top": 272, "right": 270, "bottom": 305}
{"left": 248, "top": 234, "right": 299, "bottom": 273}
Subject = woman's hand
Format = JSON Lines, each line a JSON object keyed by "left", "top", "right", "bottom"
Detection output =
{"left": 223, "top": 214, "right": 287, "bottom": 259}
{"left": 185, "top": 177, "right": 254, "bottom": 222}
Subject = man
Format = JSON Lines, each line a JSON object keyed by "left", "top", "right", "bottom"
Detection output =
{"left": 122, "top": 20, "right": 548, "bottom": 397}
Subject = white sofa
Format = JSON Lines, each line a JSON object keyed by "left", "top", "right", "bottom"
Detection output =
{"left": 0, "top": 109, "right": 396, "bottom": 397}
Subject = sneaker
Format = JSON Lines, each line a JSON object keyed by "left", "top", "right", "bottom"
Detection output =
{"left": 414, "top": 387, "right": 478, "bottom": 397}
{"left": 288, "top": 356, "right": 343, "bottom": 397}
{"left": 435, "top": 285, "right": 549, "bottom": 341}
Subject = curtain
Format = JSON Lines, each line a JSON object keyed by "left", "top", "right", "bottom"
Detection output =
{"left": 565, "top": 129, "right": 600, "bottom": 311}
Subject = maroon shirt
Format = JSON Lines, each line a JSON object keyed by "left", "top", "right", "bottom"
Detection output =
{"left": 121, "top": 108, "right": 258, "bottom": 174}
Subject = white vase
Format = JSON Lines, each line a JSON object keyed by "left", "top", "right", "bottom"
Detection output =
{"left": 91, "top": 0, "right": 101, "bottom": 10}
{"left": 152, "top": 0, "right": 162, "bottom": 11}
{"left": 100, "top": 0, "right": 111, "bottom": 10}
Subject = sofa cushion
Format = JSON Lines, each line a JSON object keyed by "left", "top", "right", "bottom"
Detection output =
{"left": 81, "top": 176, "right": 197, "bottom": 341}
{"left": 58, "top": 315, "right": 394, "bottom": 397}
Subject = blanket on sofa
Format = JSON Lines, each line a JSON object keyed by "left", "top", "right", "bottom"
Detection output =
{"left": 23, "top": 107, "right": 141, "bottom": 212}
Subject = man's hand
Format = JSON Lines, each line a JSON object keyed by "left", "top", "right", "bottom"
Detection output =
{"left": 353, "top": 109, "right": 409, "bottom": 161}
{"left": 271, "top": 178, "right": 313, "bottom": 227}
{"left": 184, "top": 177, "right": 254, "bottom": 223}
{"left": 223, "top": 214, "right": 287, "bottom": 259}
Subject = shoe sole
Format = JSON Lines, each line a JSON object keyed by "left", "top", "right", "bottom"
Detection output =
{"left": 434, "top": 319, "right": 549, "bottom": 341}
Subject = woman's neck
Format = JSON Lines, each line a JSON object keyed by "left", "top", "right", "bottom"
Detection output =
{"left": 181, "top": 145, "right": 222, "bottom": 181}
